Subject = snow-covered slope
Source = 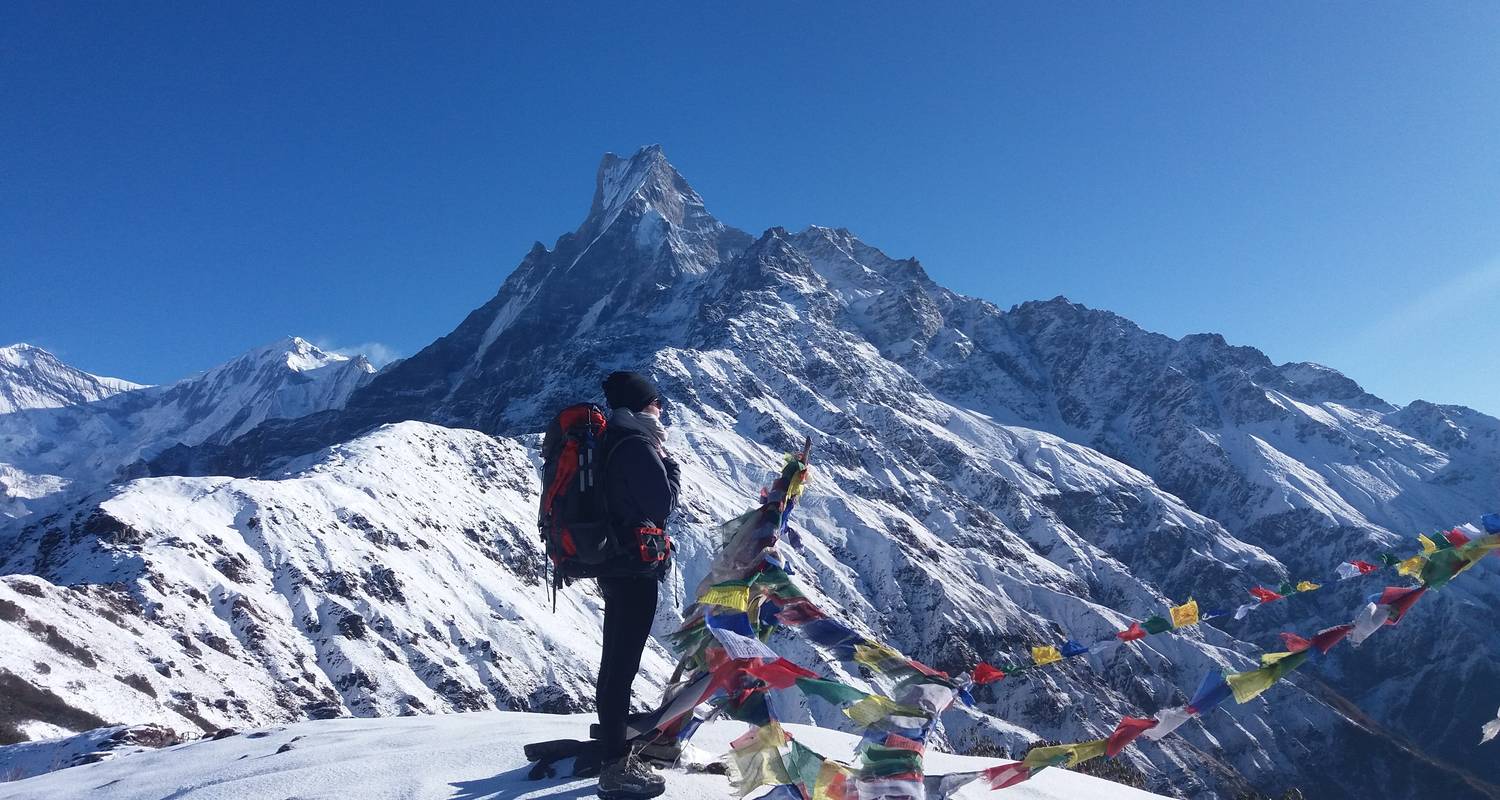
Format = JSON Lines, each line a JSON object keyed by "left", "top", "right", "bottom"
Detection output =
{"left": 0, "top": 337, "right": 374, "bottom": 519}
{"left": 0, "top": 343, "right": 144, "bottom": 415}
{"left": 1, "top": 423, "right": 628, "bottom": 742}
{"left": 0, "top": 712, "right": 1170, "bottom": 799}
{"left": 837, "top": 284, "right": 1500, "bottom": 773}
{"left": 5, "top": 146, "right": 1494, "bottom": 798}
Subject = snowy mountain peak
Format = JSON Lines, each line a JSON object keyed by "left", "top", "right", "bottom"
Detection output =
{"left": 0, "top": 342, "right": 42, "bottom": 364}
{"left": 227, "top": 336, "right": 369, "bottom": 375}
{"left": 1276, "top": 361, "right": 1393, "bottom": 411}
{"left": 0, "top": 343, "right": 145, "bottom": 415}
{"left": 587, "top": 144, "right": 717, "bottom": 239}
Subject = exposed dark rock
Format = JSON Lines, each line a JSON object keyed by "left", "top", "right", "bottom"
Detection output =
{"left": 0, "top": 670, "right": 109, "bottom": 746}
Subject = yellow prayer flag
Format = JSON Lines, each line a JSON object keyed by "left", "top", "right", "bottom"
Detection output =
{"left": 782, "top": 454, "right": 811, "bottom": 500}
{"left": 812, "top": 761, "right": 855, "bottom": 800}
{"left": 700, "top": 583, "right": 752, "bottom": 611}
{"left": 844, "top": 695, "right": 927, "bottom": 727}
{"left": 844, "top": 695, "right": 898, "bottom": 727}
{"left": 1228, "top": 651, "right": 1309, "bottom": 703}
{"left": 1464, "top": 534, "right": 1500, "bottom": 555}
{"left": 1023, "top": 739, "right": 1110, "bottom": 770}
{"left": 1296, "top": 580, "right": 1321, "bottom": 592}
{"left": 1032, "top": 645, "right": 1062, "bottom": 666}
{"left": 1226, "top": 666, "right": 1280, "bottom": 704}
{"left": 1396, "top": 555, "right": 1427, "bottom": 577}
{"left": 1169, "top": 599, "right": 1199, "bottom": 628}
{"left": 852, "top": 642, "right": 904, "bottom": 669}
{"left": 1418, "top": 533, "right": 1438, "bottom": 554}
{"left": 726, "top": 722, "right": 792, "bottom": 797}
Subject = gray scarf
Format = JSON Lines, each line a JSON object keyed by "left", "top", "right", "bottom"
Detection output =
{"left": 610, "top": 407, "right": 668, "bottom": 454}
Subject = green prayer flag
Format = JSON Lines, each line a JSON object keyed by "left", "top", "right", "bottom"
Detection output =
{"left": 1142, "top": 615, "right": 1172, "bottom": 635}
{"left": 785, "top": 739, "right": 824, "bottom": 789}
{"left": 795, "top": 677, "right": 870, "bottom": 705}
{"left": 750, "top": 567, "right": 807, "bottom": 599}
{"left": 669, "top": 622, "right": 715, "bottom": 660}
{"left": 858, "top": 744, "right": 923, "bottom": 777}
{"left": 726, "top": 692, "right": 773, "bottom": 725}
{"left": 1420, "top": 548, "right": 1468, "bottom": 589}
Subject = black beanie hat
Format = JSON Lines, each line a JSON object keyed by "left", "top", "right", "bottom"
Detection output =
{"left": 602, "top": 371, "right": 659, "bottom": 412}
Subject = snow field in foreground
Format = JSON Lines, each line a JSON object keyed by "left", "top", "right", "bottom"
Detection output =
{"left": 0, "top": 711, "right": 1168, "bottom": 800}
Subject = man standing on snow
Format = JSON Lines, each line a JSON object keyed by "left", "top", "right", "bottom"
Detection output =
{"left": 594, "top": 370, "right": 679, "bottom": 799}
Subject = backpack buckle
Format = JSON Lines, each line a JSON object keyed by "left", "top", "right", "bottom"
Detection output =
{"left": 636, "top": 527, "right": 670, "bottom": 563}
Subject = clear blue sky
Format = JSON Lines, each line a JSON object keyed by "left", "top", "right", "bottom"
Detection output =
{"left": 4, "top": 3, "right": 1498, "bottom": 415}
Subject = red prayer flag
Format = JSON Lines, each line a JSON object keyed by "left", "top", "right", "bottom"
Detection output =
{"left": 1106, "top": 716, "right": 1158, "bottom": 757}
{"left": 776, "top": 597, "right": 827, "bottom": 625}
{"left": 1116, "top": 622, "right": 1148, "bottom": 642}
{"left": 984, "top": 762, "right": 1032, "bottom": 790}
{"left": 704, "top": 649, "right": 749, "bottom": 698}
{"left": 1310, "top": 624, "right": 1353, "bottom": 654}
{"left": 1351, "top": 560, "right": 1380, "bottom": 574}
{"left": 884, "top": 733, "right": 925, "bottom": 752}
{"left": 1378, "top": 586, "right": 1426, "bottom": 623}
{"left": 823, "top": 771, "right": 851, "bottom": 800}
{"left": 745, "top": 658, "right": 818, "bottom": 689}
{"left": 973, "top": 662, "right": 1007, "bottom": 684}
{"left": 1249, "top": 586, "right": 1284, "bottom": 603}
{"left": 1279, "top": 632, "right": 1312, "bottom": 653}
{"left": 907, "top": 658, "right": 948, "bottom": 679}
{"left": 1445, "top": 528, "right": 1471, "bottom": 548}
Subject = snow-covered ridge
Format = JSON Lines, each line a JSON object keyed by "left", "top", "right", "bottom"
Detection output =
{"left": 0, "top": 343, "right": 145, "bottom": 415}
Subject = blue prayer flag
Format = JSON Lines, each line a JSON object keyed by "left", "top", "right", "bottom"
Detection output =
{"left": 705, "top": 611, "right": 755, "bottom": 638}
{"left": 801, "top": 619, "right": 865, "bottom": 659}
{"left": 759, "top": 600, "right": 783, "bottom": 628}
{"left": 1188, "top": 670, "right": 1233, "bottom": 714}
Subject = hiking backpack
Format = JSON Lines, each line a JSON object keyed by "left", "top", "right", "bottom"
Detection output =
{"left": 538, "top": 403, "right": 617, "bottom": 590}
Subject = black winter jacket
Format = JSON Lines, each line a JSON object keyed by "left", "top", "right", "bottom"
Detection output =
{"left": 600, "top": 426, "right": 680, "bottom": 578}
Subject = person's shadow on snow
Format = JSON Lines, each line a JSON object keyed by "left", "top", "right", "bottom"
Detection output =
{"left": 448, "top": 764, "right": 599, "bottom": 800}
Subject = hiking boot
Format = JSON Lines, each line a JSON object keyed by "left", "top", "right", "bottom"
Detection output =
{"left": 597, "top": 753, "right": 666, "bottom": 799}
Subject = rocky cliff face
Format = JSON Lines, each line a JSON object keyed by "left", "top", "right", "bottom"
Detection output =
{"left": 3, "top": 145, "right": 1495, "bottom": 798}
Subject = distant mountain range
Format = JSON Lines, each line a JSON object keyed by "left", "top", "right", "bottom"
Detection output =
{"left": 0, "top": 343, "right": 144, "bottom": 415}
{"left": 0, "top": 337, "right": 372, "bottom": 521}
{"left": 1, "top": 145, "right": 1495, "bottom": 799}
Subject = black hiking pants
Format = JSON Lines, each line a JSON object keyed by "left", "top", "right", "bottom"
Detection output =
{"left": 596, "top": 575, "right": 660, "bottom": 761}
